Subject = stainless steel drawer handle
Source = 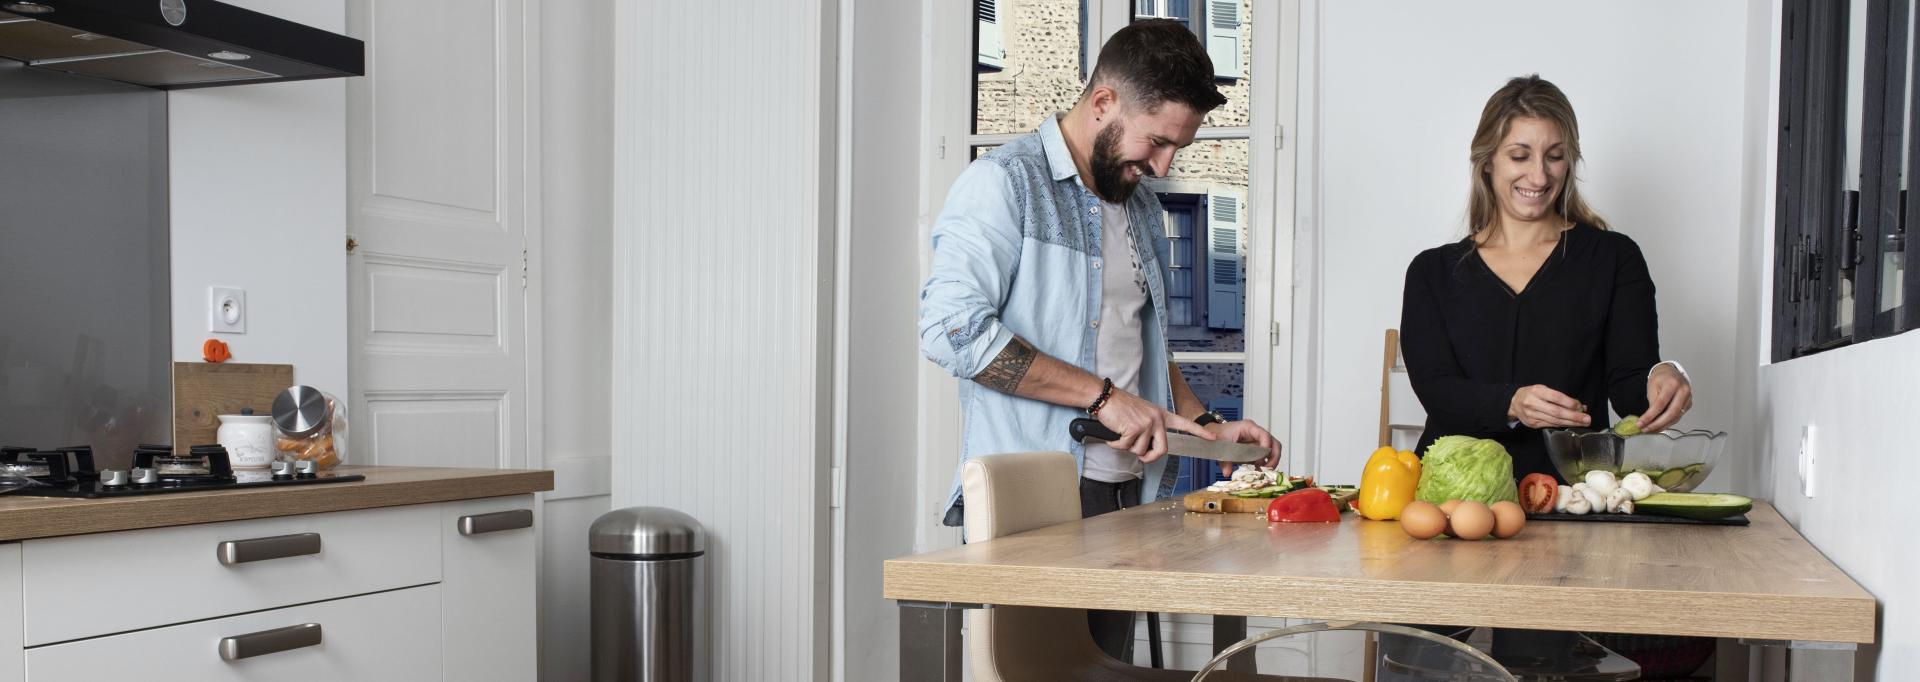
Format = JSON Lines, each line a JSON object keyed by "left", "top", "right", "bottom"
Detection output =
{"left": 217, "top": 532, "right": 322, "bottom": 565}
{"left": 219, "top": 622, "right": 322, "bottom": 661}
{"left": 459, "top": 509, "right": 533, "bottom": 536}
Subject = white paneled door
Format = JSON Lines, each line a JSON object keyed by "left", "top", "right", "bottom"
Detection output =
{"left": 346, "top": 0, "right": 535, "bottom": 471}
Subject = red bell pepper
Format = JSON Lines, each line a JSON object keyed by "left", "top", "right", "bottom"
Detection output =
{"left": 1266, "top": 487, "right": 1341, "bottom": 523}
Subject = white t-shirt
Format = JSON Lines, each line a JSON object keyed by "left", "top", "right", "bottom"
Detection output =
{"left": 1081, "top": 200, "right": 1150, "bottom": 483}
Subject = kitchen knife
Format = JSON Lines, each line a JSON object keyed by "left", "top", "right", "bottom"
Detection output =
{"left": 1068, "top": 418, "right": 1270, "bottom": 464}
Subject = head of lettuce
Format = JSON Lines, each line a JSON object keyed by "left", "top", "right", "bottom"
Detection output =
{"left": 1414, "top": 436, "right": 1519, "bottom": 505}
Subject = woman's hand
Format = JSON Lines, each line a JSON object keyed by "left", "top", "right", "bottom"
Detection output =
{"left": 1208, "top": 420, "right": 1283, "bottom": 478}
{"left": 1638, "top": 363, "right": 1693, "bottom": 433}
{"left": 1094, "top": 389, "right": 1215, "bottom": 464}
{"left": 1509, "top": 385, "right": 1591, "bottom": 429}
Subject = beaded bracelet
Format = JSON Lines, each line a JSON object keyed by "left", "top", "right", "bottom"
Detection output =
{"left": 1086, "top": 377, "right": 1115, "bottom": 416}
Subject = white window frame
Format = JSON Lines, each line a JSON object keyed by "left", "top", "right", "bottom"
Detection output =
{"left": 919, "top": 0, "right": 1301, "bottom": 513}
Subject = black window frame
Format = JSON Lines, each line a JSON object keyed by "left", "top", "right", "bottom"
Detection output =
{"left": 1774, "top": 0, "right": 1919, "bottom": 361}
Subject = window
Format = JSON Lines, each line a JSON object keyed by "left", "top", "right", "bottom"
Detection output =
{"left": 936, "top": 0, "right": 1296, "bottom": 499}
{"left": 1775, "top": 0, "right": 1917, "bottom": 360}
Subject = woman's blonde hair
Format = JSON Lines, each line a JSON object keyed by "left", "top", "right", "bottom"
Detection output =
{"left": 1467, "top": 75, "right": 1608, "bottom": 236}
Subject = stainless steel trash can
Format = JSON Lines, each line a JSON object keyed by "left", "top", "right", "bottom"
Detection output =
{"left": 591, "top": 507, "right": 707, "bottom": 682}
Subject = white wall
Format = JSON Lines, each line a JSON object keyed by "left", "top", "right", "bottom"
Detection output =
{"left": 837, "top": 0, "right": 926, "bottom": 678}
{"left": 169, "top": 0, "right": 348, "bottom": 398}
{"left": 535, "top": 0, "right": 614, "bottom": 679}
{"left": 611, "top": 1, "right": 837, "bottom": 679}
{"left": 1741, "top": 0, "right": 1908, "bottom": 674}
{"left": 1303, "top": 1, "right": 1755, "bottom": 485}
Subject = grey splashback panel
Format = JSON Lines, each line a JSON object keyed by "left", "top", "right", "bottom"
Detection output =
{"left": 0, "top": 68, "right": 170, "bottom": 470}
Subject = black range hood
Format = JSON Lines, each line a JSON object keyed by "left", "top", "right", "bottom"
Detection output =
{"left": 0, "top": 0, "right": 361, "bottom": 90}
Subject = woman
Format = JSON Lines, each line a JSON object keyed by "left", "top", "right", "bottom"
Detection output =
{"left": 1401, "top": 75, "right": 1694, "bottom": 483}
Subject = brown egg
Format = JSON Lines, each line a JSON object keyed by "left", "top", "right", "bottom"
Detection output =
{"left": 1490, "top": 501, "right": 1527, "bottom": 539}
{"left": 1439, "top": 499, "right": 1463, "bottom": 515}
{"left": 1448, "top": 501, "right": 1494, "bottom": 540}
{"left": 1399, "top": 501, "right": 1447, "bottom": 540}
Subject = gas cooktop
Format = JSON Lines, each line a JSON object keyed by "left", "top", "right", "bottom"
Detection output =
{"left": 0, "top": 444, "right": 363, "bottom": 499}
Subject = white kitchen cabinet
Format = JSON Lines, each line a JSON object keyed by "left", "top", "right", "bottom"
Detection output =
{"left": 21, "top": 503, "right": 440, "bottom": 645}
{"left": 26, "top": 584, "right": 442, "bottom": 682}
{"left": 440, "top": 494, "right": 538, "bottom": 681}
{"left": 0, "top": 544, "right": 20, "bottom": 682}
{"left": 4, "top": 495, "right": 536, "bottom": 681}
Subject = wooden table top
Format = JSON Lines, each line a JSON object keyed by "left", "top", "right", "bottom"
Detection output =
{"left": 0, "top": 466, "right": 553, "bottom": 541}
{"left": 884, "top": 501, "right": 1876, "bottom": 644}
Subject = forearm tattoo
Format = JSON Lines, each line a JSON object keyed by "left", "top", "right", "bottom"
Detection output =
{"left": 975, "top": 336, "right": 1036, "bottom": 394}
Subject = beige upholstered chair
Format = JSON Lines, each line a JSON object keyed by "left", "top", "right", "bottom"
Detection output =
{"left": 961, "top": 452, "right": 1348, "bottom": 682}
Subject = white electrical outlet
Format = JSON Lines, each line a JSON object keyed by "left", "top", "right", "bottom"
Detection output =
{"left": 209, "top": 287, "right": 247, "bottom": 334}
{"left": 1798, "top": 424, "right": 1817, "bottom": 498}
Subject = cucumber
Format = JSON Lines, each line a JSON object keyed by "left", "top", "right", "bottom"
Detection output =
{"left": 1230, "top": 484, "right": 1288, "bottom": 498}
{"left": 1635, "top": 492, "right": 1752, "bottom": 520}
{"left": 1655, "top": 468, "right": 1689, "bottom": 489}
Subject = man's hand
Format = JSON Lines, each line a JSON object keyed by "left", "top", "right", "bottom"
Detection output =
{"left": 1638, "top": 363, "right": 1694, "bottom": 433}
{"left": 1209, "top": 420, "right": 1282, "bottom": 478}
{"left": 1094, "top": 389, "right": 1214, "bottom": 464}
{"left": 1509, "top": 385, "right": 1591, "bottom": 429}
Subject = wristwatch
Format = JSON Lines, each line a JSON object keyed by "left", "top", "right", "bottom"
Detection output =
{"left": 1194, "top": 410, "right": 1226, "bottom": 427}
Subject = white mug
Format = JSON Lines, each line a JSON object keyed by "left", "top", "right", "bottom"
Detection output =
{"left": 217, "top": 413, "right": 276, "bottom": 469}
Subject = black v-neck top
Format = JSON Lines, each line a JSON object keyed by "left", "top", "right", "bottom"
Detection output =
{"left": 1399, "top": 224, "right": 1661, "bottom": 482}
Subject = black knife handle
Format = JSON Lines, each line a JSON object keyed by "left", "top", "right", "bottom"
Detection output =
{"left": 1069, "top": 418, "right": 1123, "bottom": 442}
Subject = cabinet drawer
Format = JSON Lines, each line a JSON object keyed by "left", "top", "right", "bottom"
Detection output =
{"left": 22, "top": 504, "right": 439, "bottom": 645}
{"left": 441, "top": 495, "right": 536, "bottom": 681}
{"left": 26, "top": 584, "right": 442, "bottom": 682}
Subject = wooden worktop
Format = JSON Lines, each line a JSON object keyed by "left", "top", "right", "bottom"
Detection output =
{"left": 884, "top": 500, "right": 1877, "bottom": 644}
{"left": 0, "top": 466, "right": 553, "bottom": 541}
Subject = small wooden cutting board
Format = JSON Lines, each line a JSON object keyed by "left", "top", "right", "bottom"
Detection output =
{"left": 1182, "top": 488, "right": 1357, "bottom": 514}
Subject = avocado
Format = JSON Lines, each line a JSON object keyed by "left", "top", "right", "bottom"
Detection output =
{"left": 1635, "top": 492, "right": 1753, "bottom": 520}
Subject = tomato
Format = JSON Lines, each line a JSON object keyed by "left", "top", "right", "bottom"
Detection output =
{"left": 202, "top": 338, "right": 232, "bottom": 364}
{"left": 1266, "top": 488, "right": 1341, "bottom": 523}
{"left": 1518, "top": 473, "right": 1559, "bottom": 514}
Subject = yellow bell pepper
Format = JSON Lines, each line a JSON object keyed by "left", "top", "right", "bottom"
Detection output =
{"left": 1356, "top": 446, "right": 1421, "bottom": 521}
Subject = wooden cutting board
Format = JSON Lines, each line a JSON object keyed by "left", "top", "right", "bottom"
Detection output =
{"left": 172, "top": 362, "right": 294, "bottom": 452}
{"left": 1182, "top": 488, "right": 1357, "bottom": 514}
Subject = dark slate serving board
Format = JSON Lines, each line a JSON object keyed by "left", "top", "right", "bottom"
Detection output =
{"left": 1526, "top": 511, "right": 1749, "bottom": 526}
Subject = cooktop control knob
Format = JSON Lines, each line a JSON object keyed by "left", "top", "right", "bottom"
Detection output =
{"left": 270, "top": 461, "right": 295, "bottom": 480}
{"left": 293, "top": 460, "right": 318, "bottom": 478}
{"left": 99, "top": 469, "right": 129, "bottom": 487}
{"left": 130, "top": 468, "right": 158, "bottom": 485}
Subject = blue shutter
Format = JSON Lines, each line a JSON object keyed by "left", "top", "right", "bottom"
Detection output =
{"left": 1208, "top": 396, "right": 1242, "bottom": 422}
{"left": 976, "top": 0, "right": 1005, "bottom": 71}
{"left": 1204, "top": 0, "right": 1241, "bottom": 80}
{"left": 1205, "top": 189, "right": 1245, "bottom": 330}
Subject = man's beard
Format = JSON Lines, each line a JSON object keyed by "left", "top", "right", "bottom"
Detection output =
{"left": 1089, "top": 120, "right": 1151, "bottom": 204}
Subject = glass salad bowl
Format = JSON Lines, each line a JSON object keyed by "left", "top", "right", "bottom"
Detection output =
{"left": 1542, "top": 428, "right": 1729, "bottom": 492}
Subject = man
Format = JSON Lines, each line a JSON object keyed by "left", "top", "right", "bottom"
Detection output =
{"left": 918, "top": 19, "right": 1283, "bottom": 658}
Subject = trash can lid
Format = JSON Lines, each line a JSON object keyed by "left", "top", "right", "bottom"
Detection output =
{"left": 590, "top": 506, "right": 706, "bottom": 556}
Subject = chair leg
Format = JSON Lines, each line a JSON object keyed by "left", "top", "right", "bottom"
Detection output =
{"left": 1147, "top": 612, "right": 1164, "bottom": 669}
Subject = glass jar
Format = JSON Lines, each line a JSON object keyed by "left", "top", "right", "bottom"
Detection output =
{"left": 270, "top": 385, "right": 348, "bottom": 470}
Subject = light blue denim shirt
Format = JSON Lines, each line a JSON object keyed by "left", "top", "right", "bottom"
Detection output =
{"left": 919, "top": 114, "right": 1177, "bottom": 524}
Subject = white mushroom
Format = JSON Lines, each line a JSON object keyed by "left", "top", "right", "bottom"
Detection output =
{"left": 1554, "top": 485, "right": 1574, "bottom": 513}
{"left": 1576, "top": 484, "right": 1605, "bottom": 513}
{"left": 1563, "top": 491, "right": 1593, "bottom": 515}
{"left": 1605, "top": 488, "right": 1632, "bottom": 513}
{"left": 1583, "top": 470, "right": 1620, "bottom": 499}
{"left": 1616, "top": 498, "right": 1635, "bottom": 515}
{"left": 1620, "top": 472, "right": 1656, "bottom": 501}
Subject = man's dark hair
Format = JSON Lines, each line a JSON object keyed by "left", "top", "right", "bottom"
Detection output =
{"left": 1084, "top": 19, "right": 1228, "bottom": 114}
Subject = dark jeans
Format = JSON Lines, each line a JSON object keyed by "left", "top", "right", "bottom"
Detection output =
{"left": 1078, "top": 476, "right": 1143, "bottom": 662}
